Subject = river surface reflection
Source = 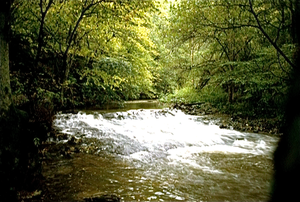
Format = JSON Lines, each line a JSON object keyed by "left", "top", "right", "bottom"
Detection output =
{"left": 46, "top": 101, "right": 279, "bottom": 201}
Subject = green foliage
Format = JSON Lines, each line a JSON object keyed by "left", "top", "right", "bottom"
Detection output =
{"left": 10, "top": 0, "right": 161, "bottom": 109}
{"left": 9, "top": 0, "right": 295, "bottom": 113}
{"left": 161, "top": 87, "right": 201, "bottom": 104}
{"left": 153, "top": 66, "right": 177, "bottom": 96}
{"left": 33, "top": 137, "right": 40, "bottom": 147}
{"left": 161, "top": 85, "right": 227, "bottom": 104}
{"left": 155, "top": 0, "right": 295, "bottom": 118}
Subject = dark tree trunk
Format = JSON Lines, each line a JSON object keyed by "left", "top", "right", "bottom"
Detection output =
{"left": 270, "top": 1, "right": 300, "bottom": 201}
{"left": 0, "top": 0, "right": 12, "bottom": 116}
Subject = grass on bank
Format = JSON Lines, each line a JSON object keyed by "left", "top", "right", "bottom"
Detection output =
{"left": 160, "top": 85, "right": 285, "bottom": 119}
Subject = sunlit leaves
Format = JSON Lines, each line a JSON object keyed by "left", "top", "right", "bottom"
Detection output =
{"left": 11, "top": 0, "right": 160, "bottom": 101}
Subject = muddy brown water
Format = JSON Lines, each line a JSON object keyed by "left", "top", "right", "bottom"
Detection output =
{"left": 44, "top": 100, "right": 279, "bottom": 201}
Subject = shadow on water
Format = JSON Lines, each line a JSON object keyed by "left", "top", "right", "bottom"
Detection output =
{"left": 43, "top": 154, "right": 145, "bottom": 201}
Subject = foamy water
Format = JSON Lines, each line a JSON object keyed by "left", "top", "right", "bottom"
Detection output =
{"left": 52, "top": 108, "right": 279, "bottom": 201}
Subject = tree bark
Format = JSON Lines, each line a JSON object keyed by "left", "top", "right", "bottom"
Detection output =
{"left": 0, "top": 0, "right": 12, "bottom": 116}
{"left": 227, "top": 82, "right": 235, "bottom": 103}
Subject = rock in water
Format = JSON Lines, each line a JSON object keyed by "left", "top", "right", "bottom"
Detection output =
{"left": 84, "top": 194, "right": 121, "bottom": 202}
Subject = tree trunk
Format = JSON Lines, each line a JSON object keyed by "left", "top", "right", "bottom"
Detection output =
{"left": 60, "top": 57, "right": 70, "bottom": 106}
{"left": 227, "top": 82, "right": 234, "bottom": 103}
{"left": 59, "top": 1, "right": 102, "bottom": 106}
{"left": 0, "top": 1, "right": 12, "bottom": 116}
{"left": 270, "top": 1, "right": 300, "bottom": 201}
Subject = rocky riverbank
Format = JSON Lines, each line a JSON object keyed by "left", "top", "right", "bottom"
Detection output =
{"left": 20, "top": 129, "right": 121, "bottom": 201}
{"left": 172, "top": 102, "right": 282, "bottom": 135}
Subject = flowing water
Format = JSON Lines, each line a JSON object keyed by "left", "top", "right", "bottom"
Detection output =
{"left": 46, "top": 101, "right": 279, "bottom": 201}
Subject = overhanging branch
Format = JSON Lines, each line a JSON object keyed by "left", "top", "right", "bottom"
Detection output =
{"left": 248, "top": 0, "right": 296, "bottom": 69}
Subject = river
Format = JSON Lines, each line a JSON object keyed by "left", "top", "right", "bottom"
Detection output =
{"left": 44, "top": 100, "right": 279, "bottom": 201}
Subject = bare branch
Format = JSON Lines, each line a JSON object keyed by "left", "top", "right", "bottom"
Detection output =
{"left": 36, "top": 0, "right": 53, "bottom": 61}
{"left": 248, "top": 0, "right": 296, "bottom": 69}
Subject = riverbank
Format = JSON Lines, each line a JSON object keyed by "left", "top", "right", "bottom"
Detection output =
{"left": 172, "top": 102, "right": 282, "bottom": 135}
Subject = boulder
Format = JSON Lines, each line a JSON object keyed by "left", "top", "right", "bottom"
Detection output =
{"left": 68, "top": 136, "right": 82, "bottom": 145}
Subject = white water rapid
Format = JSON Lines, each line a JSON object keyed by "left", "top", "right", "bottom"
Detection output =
{"left": 51, "top": 108, "right": 279, "bottom": 201}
